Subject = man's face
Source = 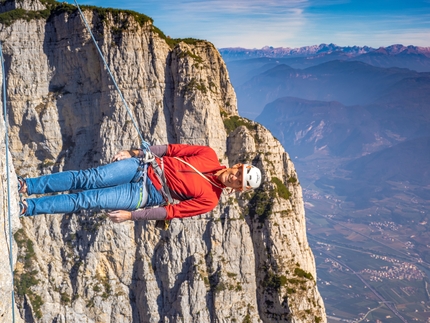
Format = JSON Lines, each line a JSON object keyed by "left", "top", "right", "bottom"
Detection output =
{"left": 218, "top": 164, "right": 243, "bottom": 190}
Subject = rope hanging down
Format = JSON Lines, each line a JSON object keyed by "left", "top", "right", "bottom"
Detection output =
{"left": 73, "top": 0, "right": 150, "bottom": 152}
{"left": 1, "top": 40, "right": 16, "bottom": 323}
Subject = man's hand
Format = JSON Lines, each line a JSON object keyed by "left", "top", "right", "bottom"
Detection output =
{"left": 108, "top": 210, "right": 132, "bottom": 223}
{"left": 112, "top": 150, "right": 133, "bottom": 162}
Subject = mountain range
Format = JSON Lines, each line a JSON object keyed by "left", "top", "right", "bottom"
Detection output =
{"left": 220, "top": 44, "right": 430, "bottom": 71}
{"left": 221, "top": 44, "right": 430, "bottom": 92}
{"left": 225, "top": 44, "right": 430, "bottom": 209}
{"left": 234, "top": 59, "right": 429, "bottom": 119}
{"left": 220, "top": 43, "right": 375, "bottom": 60}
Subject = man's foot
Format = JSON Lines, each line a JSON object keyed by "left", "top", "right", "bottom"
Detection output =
{"left": 17, "top": 176, "right": 27, "bottom": 194}
{"left": 19, "top": 200, "right": 28, "bottom": 217}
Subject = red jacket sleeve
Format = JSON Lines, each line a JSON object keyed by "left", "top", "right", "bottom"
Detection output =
{"left": 165, "top": 144, "right": 220, "bottom": 160}
{"left": 164, "top": 188, "right": 221, "bottom": 220}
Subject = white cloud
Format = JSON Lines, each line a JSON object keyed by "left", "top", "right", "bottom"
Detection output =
{"left": 139, "top": 0, "right": 310, "bottom": 47}
{"left": 71, "top": 0, "right": 430, "bottom": 48}
{"left": 163, "top": 0, "right": 309, "bottom": 13}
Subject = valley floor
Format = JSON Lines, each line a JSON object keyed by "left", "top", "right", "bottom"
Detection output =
{"left": 299, "top": 157, "right": 430, "bottom": 323}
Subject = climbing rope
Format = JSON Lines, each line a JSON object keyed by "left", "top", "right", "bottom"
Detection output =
{"left": 73, "top": 0, "right": 150, "bottom": 152}
{"left": 1, "top": 40, "right": 16, "bottom": 323}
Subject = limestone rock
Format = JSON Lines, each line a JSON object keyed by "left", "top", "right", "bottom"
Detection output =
{"left": 0, "top": 66, "right": 24, "bottom": 322}
{"left": 0, "top": 2, "right": 326, "bottom": 322}
{"left": 0, "top": 0, "right": 46, "bottom": 14}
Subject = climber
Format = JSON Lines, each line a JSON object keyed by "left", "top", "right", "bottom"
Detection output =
{"left": 18, "top": 144, "right": 262, "bottom": 223}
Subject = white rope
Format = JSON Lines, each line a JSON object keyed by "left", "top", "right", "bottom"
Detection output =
{"left": 73, "top": 0, "right": 150, "bottom": 152}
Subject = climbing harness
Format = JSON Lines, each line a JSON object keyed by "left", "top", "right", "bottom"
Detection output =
{"left": 139, "top": 151, "right": 173, "bottom": 230}
{"left": 135, "top": 163, "right": 149, "bottom": 209}
{"left": 151, "top": 158, "right": 174, "bottom": 205}
{"left": 139, "top": 150, "right": 173, "bottom": 203}
{"left": 1, "top": 40, "right": 16, "bottom": 323}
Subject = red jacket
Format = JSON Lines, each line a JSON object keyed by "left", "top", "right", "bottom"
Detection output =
{"left": 147, "top": 144, "right": 226, "bottom": 220}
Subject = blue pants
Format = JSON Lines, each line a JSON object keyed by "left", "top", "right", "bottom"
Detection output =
{"left": 25, "top": 158, "right": 163, "bottom": 216}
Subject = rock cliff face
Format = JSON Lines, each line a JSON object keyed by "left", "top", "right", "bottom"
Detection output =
{"left": 0, "top": 67, "right": 24, "bottom": 322}
{"left": 0, "top": 1, "right": 326, "bottom": 322}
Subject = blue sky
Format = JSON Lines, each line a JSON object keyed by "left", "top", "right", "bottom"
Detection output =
{"left": 67, "top": 0, "right": 430, "bottom": 49}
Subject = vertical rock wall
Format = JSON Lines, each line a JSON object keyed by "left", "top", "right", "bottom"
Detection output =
{"left": 0, "top": 59, "right": 24, "bottom": 322}
{"left": 0, "top": 2, "right": 326, "bottom": 322}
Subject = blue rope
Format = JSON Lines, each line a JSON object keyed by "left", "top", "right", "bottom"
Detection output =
{"left": 1, "top": 40, "right": 16, "bottom": 323}
{"left": 73, "top": 0, "right": 151, "bottom": 152}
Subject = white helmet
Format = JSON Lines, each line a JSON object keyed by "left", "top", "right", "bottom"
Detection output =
{"left": 242, "top": 164, "right": 262, "bottom": 191}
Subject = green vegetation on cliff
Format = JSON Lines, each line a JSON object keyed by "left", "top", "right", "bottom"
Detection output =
{"left": 272, "top": 177, "right": 292, "bottom": 200}
{"left": 0, "top": 0, "right": 205, "bottom": 48}
{"left": 245, "top": 177, "right": 292, "bottom": 223}
{"left": 0, "top": 0, "right": 151, "bottom": 26}
{"left": 153, "top": 25, "right": 205, "bottom": 48}
{"left": 247, "top": 187, "right": 275, "bottom": 222}
{"left": 0, "top": 1, "right": 72, "bottom": 25}
{"left": 0, "top": 7, "right": 51, "bottom": 25}
{"left": 222, "top": 115, "right": 258, "bottom": 135}
{"left": 14, "top": 228, "right": 44, "bottom": 319}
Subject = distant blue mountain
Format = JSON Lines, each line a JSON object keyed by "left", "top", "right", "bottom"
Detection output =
{"left": 255, "top": 97, "right": 380, "bottom": 159}
{"left": 219, "top": 43, "right": 376, "bottom": 61}
{"left": 220, "top": 44, "right": 430, "bottom": 76}
{"left": 227, "top": 44, "right": 430, "bottom": 212}
{"left": 255, "top": 87, "right": 430, "bottom": 158}
{"left": 236, "top": 60, "right": 425, "bottom": 119}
